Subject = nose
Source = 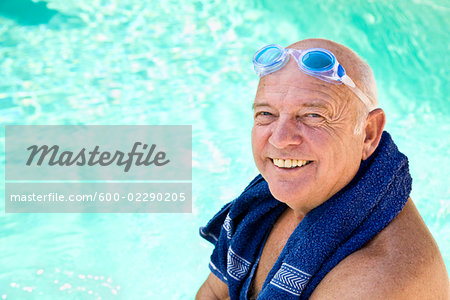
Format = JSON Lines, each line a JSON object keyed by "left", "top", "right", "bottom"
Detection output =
{"left": 268, "top": 117, "right": 303, "bottom": 149}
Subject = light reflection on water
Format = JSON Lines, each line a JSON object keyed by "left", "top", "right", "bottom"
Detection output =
{"left": 0, "top": 0, "right": 448, "bottom": 298}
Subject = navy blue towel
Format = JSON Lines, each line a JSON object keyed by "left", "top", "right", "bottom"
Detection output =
{"left": 199, "top": 131, "right": 412, "bottom": 299}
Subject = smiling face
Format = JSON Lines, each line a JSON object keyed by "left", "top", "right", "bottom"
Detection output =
{"left": 251, "top": 51, "right": 367, "bottom": 215}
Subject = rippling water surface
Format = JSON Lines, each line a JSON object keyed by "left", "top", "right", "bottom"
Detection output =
{"left": 0, "top": 0, "right": 449, "bottom": 298}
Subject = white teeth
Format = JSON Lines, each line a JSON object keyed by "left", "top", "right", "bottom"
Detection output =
{"left": 274, "top": 159, "right": 282, "bottom": 167}
{"left": 273, "top": 158, "right": 309, "bottom": 168}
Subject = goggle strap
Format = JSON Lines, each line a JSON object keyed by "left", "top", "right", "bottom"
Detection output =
{"left": 352, "top": 87, "right": 373, "bottom": 111}
{"left": 342, "top": 75, "right": 373, "bottom": 110}
{"left": 341, "top": 74, "right": 356, "bottom": 88}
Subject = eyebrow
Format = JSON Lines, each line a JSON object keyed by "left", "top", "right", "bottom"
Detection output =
{"left": 252, "top": 101, "right": 329, "bottom": 110}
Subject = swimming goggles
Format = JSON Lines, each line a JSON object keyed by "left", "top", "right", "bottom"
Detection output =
{"left": 253, "top": 44, "right": 372, "bottom": 109}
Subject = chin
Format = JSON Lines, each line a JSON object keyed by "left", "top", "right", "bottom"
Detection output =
{"left": 265, "top": 176, "right": 323, "bottom": 213}
{"left": 267, "top": 181, "right": 306, "bottom": 204}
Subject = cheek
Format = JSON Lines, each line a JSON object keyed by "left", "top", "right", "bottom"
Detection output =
{"left": 309, "top": 131, "right": 354, "bottom": 165}
{"left": 251, "top": 127, "right": 262, "bottom": 159}
{"left": 251, "top": 126, "right": 270, "bottom": 168}
{"left": 330, "top": 135, "right": 364, "bottom": 173}
{"left": 251, "top": 125, "right": 266, "bottom": 147}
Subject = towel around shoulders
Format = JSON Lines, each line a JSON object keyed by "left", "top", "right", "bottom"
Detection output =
{"left": 199, "top": 131, "right": 412, "bottom": 299}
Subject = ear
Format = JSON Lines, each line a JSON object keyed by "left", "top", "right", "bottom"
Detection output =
{"left": 362, "top": 108, "right": 386, "bottom": 160}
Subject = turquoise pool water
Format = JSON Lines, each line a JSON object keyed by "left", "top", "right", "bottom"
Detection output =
{"left": 0, "top": 0, "right": 449, "bottom": 298}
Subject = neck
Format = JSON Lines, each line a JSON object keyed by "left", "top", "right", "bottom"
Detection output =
{"left": 285, "top": 206, "right": 307, "bottom": 225}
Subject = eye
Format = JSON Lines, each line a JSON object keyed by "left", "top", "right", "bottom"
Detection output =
{"left": 299, "top": 112, "right": 326, "bottom": 125}
{"left": 302, "top": 112, "right": 324, "bottom": 119}
{"left": 254, "top": 111, "right": 273, "bottom": 118}
{"left": 305, "top": 113, "right": 322, "bottom": 118}
{"left": 254, "top": 111, "right": 275, "bottom": 124}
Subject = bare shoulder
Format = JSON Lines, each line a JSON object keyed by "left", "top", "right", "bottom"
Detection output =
{"left": 196, "top": 272, "right": 230, "bottom": 300}
{"left": 310, "top": 198, "right": 450, "bottom": 300}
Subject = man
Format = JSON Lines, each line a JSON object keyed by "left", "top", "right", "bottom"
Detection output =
{"left": 196, "top": 38, "right": 449, "bottom": 299}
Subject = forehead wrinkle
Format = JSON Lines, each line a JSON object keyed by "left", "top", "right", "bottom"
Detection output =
{"left": 255, "top": 84, "right": 344, "bottom": 110}
{"left": 252, "top": 100, "right": 331, "bottom": 111}
{"left": 258, "top": 78, "right": 348, "bottom": 103}
{"left": 252, "top": 97, "right": 334, "bottom": 112}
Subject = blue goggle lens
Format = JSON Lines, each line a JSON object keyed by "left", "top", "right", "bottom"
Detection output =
{"left": 302, "top": 51, "right": 333, "bottom": 70}
{"left": 255, "top": 46, "right": 283, "bottom": 65}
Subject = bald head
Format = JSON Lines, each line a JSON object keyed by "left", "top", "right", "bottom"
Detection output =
{"left": 286, "top": 38, "right": 378, "bottom": 110}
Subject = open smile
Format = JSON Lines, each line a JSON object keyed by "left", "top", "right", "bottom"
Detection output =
{"left": 271, "top": 158, "right": 313, "bottom": 169}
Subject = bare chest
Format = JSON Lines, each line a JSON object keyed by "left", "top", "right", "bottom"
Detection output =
{"left": 248, "top": 209, "right": 301, "bottom": 298}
